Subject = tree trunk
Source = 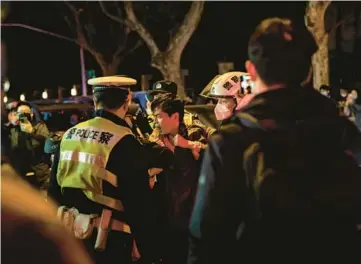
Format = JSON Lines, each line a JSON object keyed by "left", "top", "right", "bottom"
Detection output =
{"left": 152, "top": 53, "right": 186, "bottom": 99}
{"left": 305, "top": 1, "right": 331, "bottom": 90}
{"left": 312, "top": 33, "right": 329, "bottom": 90}
{"left": 95, "top": 55, "right": 122, "bottom": 76}
{"left": 123, "top": 1, "right": 204, "bottom": 100}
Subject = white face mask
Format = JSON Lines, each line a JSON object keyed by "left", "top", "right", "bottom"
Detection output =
{"left": 214, "top": 103, "right": 233, "bottom": 121}
{"left": 10, "top": 119, "right": 18, "bottom": 126}
{"left": 351, "top": 94, "right": 358, "bottom": 100}
{"left": 340, "top": 93, "right": 347, "bottom": 98}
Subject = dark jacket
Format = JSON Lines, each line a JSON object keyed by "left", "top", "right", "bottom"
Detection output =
{"left": 188, "top": 87, "right": 361, "bottom": 264}
{"left": 48, "top": 110, "right": 158, "bottom": 263}
{"left": 9, "top": 121, "right": 50, "bottom": 189}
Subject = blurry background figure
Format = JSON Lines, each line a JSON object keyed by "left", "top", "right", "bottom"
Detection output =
{"left": 69, "top": 112, "right": 80, "bottom": 126}
{"left": 5, "top": 107, "right": 17, "bottom": 126}
{"left": 1, "top": 171, "right": 93, "bottom": 264}
{"left": 8, "top": 101, "right": 50, "bottom": 190}
{"left": 319, "top": 84, "right": 331, "bottom": 98}
{"left": 44, "top": 131, "right": 64, "bottom": 165}
{"left": 5, "top": 97, "right": 19, "bottom": 110}
{"left": 338, "top": 88, "right": 349, "bottom": 115}
{"left": 344, "top": 89, "right": 361, "bottom": 131}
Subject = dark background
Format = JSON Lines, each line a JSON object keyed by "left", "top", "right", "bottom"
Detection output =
{"left": 2, "top": 1, "right": 308, "bottom": 98}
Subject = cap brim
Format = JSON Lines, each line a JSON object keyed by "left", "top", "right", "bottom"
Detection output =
{"left": 148, "top": 89, "right": 170, "bottom": 95}
{"left": 88, "top": 76, "right": 137, "bottom": 86}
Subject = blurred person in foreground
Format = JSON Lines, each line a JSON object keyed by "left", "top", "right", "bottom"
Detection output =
{"left": 7, "top": 101, "right": 50, "bottom": 190}
{"left": 2, "top": 168, "right": 93, "bottom": 264}
{"left": 188, "top": 17, "right": 361, "bottom": 264}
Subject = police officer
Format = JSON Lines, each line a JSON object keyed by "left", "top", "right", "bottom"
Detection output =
{"left": 48, "top": 76, "right": 161, "bottom": 264}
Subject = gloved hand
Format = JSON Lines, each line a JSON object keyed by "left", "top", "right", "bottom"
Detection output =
{"left": 20, "top": 119, "right": 34, "bottom": 134}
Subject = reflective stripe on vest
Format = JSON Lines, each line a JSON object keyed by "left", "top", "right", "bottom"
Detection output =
{"left": 57, "top": 117, "right": 133, "bottom": 211}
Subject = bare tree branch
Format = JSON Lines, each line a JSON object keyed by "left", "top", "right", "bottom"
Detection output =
{"left": 65, "top": 1, "right": 96, "bottom": 55}
{"left": 99, "top": 1, "right": 126, "bottom": 25}
{"left": 122, "top": 39, "right": 143, "bottom": 58}
{"left": 123, "top": 1, "right": 160, "bottom": 57}
{"left": 64, "top": 15, "right": 76, "bottom": 36}
{"left": 167, "top": 1, "right": 205, "bottom": 57}
{"left": 328, "top": 13, "right": 355, "bottom": 33}
{"left": 1, "top": 23, "right": 78, "bottom": 44}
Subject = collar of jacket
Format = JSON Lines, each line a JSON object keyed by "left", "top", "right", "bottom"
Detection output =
{"left": 236, "top": 85, "right": 339, "bottom": 123}
{"left": 95, "top": 109, "right": 131, "bottom": 129}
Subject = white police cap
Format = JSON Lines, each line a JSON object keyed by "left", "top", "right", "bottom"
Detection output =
{"left": 88, "top": 76, "right": 137, "bottom": 92}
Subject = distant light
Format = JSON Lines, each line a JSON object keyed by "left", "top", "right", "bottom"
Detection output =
{"left": 20, "top": 94, "right": 25, "bottom": 101}
{"left": 3, "top": 95, "right": 8, "bottom": 103}
{"left": 42, "top": 90, "right": 48, "bottom": 99}
{"left": 4, "top": 79, "right": 10, "bottom": 92}
{"left": 71, "top": 87, "right": 77, "bottom": 96}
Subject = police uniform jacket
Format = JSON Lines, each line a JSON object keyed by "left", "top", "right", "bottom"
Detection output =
{"left": 48, "top": 109, "right": 156, "bottom": 261}
{"left": 188, "top": 86, "right": 361, "bottom": 264}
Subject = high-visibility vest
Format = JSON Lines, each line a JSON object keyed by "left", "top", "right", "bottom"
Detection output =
{"left": 57, "top": 116, "right": 133, "bottom": 212}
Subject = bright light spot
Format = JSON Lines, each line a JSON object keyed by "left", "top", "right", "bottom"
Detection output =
{"left": 42, "top": 91, "right": 48, "bottom": 99}
{"left": 4, "top": 79, "right": 10, "bottom": 92}
{"left": 71, "top": 87, "right": 77, "bottom": 96}
{"left": 3, "top": 95, "right": 8, "bottom": 103}
{"left": 20, "top": 94, "right": 25, "bottom": 101}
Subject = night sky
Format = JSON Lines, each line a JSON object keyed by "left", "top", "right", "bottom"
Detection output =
{"left": 2, "top": 1, "right": 306, "bottom": 98}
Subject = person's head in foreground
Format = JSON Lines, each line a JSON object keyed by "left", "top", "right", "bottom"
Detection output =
{"left": 245, "top": 17, "right": 318, "bottom": 94}
{"left": 88, "top": 76, "right": 137, "bottom": 119}
{"left": 1, "top": 173, "right": 93, "bottom": 264}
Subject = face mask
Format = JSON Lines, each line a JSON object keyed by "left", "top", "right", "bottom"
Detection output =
{"left": 214, "top": 103, "right": 233, "bottom": 120}
{"left": 341, "top": 93, "right": 347, "bottom": 98}
{"left": 351, "top": 94, "right": 358, "bottom": 100}
{"left": 10, "top": 120, "right": 18, "bottom": 126}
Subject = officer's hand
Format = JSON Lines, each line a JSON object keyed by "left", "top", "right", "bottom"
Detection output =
{"left": 20, "top": 120, "right": 34, "bottom": 134}
{"left": 172, "top": 134, "right": 190, "bottom": 149}
{"left": 192, "top": 148, "right": 200, "bottom": 160}
{"left": 148, "top": 168, "right": 163, "bottom": 189}
{"left": 154, "top": 138, "right": 165, "bottom": 147}
{"left": 148, "top": 168, "right": 163, "bottom": 176}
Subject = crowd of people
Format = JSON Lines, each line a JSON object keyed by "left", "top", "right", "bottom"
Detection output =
{"left": 2, "top": 17, "right": 361, "bottom": 264}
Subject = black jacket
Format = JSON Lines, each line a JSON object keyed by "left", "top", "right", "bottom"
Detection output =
{"left": 188, "top": 87, "right": 361, "bottom": 264}
{"left": 48, "top": 110, "right": 158, "bottom": 262}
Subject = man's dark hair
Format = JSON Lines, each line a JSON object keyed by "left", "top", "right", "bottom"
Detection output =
{"left": 93, "top": 88, "right": 129, "bottom": 110}
{"left": 248, "top": 17, "right": 318, "bottom": 86}
{"left": 151, "top": 93, "right": 184, "bottom": 121}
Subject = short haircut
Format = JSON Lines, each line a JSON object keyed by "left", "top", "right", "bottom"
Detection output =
{"left": 93, "top": 88, "right": 129, "bottom": 110}
{"left": 248, "top": 17, "right": 318, "bottom": 86}
{"left": 151, "top": 93, "right": 184, "bottom": 121}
